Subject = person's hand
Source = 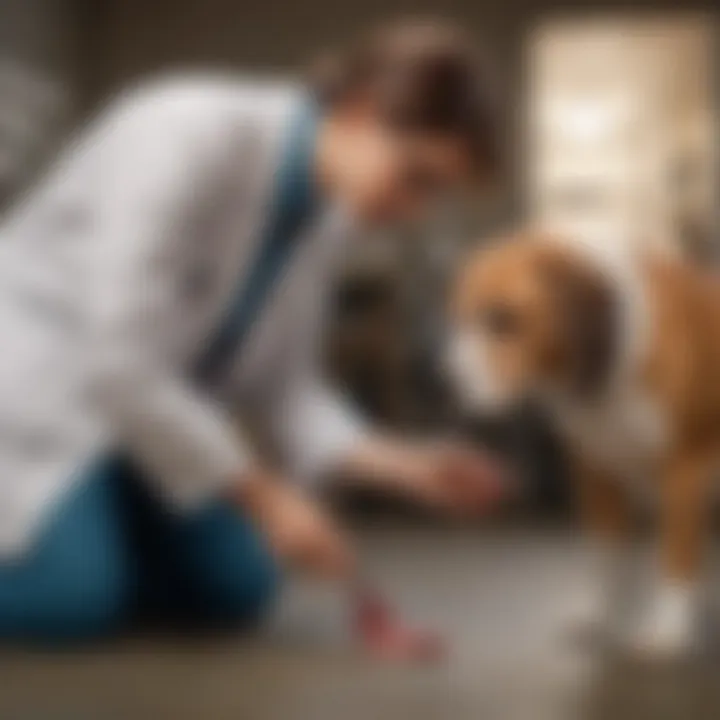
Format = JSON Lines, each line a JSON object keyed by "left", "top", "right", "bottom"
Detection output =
{"left": 343, "top": 437, "right": 510, "bottom": 518}
{"left": 404, "top": 441, "right": 509, "bottom": 516}
{"left": 238, "top": 469, "right": 354, "bottom": 579}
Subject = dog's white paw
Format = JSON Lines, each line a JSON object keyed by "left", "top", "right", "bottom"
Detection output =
{"left": 629, "top": 583, "right": 698, "bottom": 660}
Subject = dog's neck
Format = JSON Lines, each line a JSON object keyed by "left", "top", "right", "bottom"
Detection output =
{"left": 543, "top": 239, "right": 652, "bottom": 411}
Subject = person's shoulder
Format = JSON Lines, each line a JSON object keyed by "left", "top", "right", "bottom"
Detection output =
{"left": 79, "top": 73, "right": 304, "bottom": 169}
{"left": 106, "top": 72, "right": 302, "bottom": 127}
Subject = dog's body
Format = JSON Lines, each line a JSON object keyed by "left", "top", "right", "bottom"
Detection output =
{"left": 448, "top": 233, "right": 720, "bottom": 657}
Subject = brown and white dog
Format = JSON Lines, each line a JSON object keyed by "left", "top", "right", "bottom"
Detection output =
{"left": 447, "top": 231, "right": 720, "bottom": 659}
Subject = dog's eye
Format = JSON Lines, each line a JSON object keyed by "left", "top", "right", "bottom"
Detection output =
{"left": 479, "top": 304, "right": 521, "bottom": 338}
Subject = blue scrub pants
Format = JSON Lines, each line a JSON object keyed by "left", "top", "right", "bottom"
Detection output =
{"left": 0, "top": 455, "right": 279, "bottom": 642}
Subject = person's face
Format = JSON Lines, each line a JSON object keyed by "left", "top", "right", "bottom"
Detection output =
{"left": 330, "top": 110, "right": 474, "bottom": 225}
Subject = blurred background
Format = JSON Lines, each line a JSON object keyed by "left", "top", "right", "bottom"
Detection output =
{"left": 0, "top": 1, "right": 718, "bottom": 718}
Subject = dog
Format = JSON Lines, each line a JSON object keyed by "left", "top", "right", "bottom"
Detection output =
{"left": 446, "top": 230, "right": 720, "bottom": 659}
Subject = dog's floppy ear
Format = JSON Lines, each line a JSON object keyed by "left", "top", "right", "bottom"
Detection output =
{"left": 542, "top": 251, "right": 618, "bottom": 397}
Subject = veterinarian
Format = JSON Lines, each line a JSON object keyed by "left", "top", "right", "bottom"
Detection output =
{"left": 0, "top": 20, "right": 500, "bottom": 641}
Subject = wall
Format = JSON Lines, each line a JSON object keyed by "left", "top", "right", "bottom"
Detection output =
{"left": 0, "top": 0, "right": 78, "bottom": 206}
{"left": 528, "top": 14, "right": 718, "bottom": 259}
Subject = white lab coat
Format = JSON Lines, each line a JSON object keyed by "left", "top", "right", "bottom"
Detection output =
{"left": 0, "top": 76, "right": 366, "bottom": 557}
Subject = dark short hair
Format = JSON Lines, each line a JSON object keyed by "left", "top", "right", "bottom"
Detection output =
{"left": 311, "top": 19, "right": 500, "bottom": 181}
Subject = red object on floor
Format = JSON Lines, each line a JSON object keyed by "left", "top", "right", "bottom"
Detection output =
{"left": 353, "top": 587, "right": 446, "bottom": 663}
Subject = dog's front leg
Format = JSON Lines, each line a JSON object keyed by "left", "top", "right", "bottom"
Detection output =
{"left": 569, "top": 457, "right": 634, "bottom": 643}
{"left": 631, "top": 447, "right": 714, "bottom": 659}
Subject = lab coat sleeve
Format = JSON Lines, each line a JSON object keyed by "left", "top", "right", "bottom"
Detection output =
{"left": 277, "top": 377, "right": 369, "bottom": 486}
{"left": 272, "top": 222, "right": 371, "bottom": 486}
{"left": 87, "top": 93, "right": 252, "bottom": 509}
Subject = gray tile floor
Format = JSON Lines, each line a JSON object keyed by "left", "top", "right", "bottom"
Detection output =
{"left": 2, "top": 524, "right": 720, "bottom": 720}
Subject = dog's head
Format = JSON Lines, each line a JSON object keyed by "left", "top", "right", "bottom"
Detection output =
{"left": 446, "top": 234, "right": 618, "bottom": 414}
